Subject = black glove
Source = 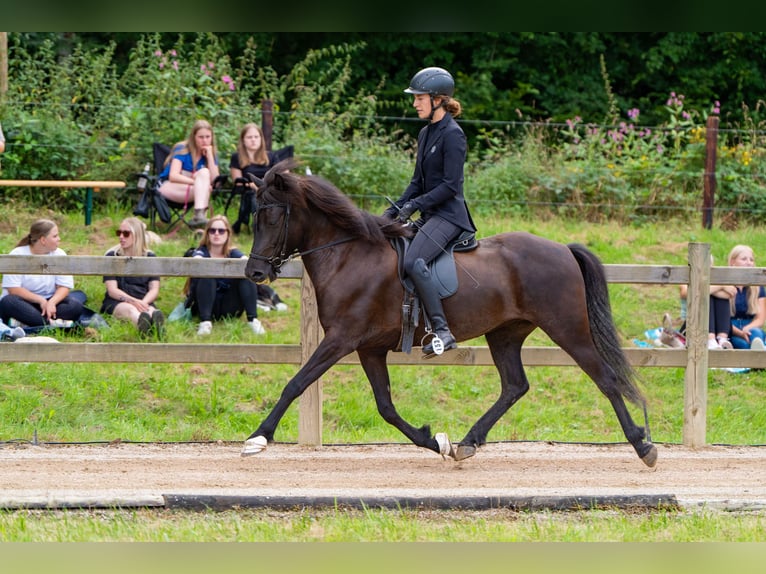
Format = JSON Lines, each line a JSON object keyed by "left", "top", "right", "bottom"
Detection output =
{"left": 397, "top": 201, "right": 416, "bottom": 222}
{"left": 382, "top": 206, "right": 398, "bottom": 220}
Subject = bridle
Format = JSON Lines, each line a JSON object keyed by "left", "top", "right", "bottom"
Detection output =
{"left": 248, "top": 201, "right": 355, "bottom": 276}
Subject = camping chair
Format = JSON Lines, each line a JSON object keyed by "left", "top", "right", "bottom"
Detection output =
{"left": 133, "top": 142, "right": 227, "bottom": 233}
{"left": 224, "top": 145, "right": 294, "bottom": 234}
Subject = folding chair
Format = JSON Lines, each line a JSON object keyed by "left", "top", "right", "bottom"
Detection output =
{"left": 133, "top": 142, "right": 227, "bottom": 233}
{"left": 224, "top": 144, "right": 294, "bottom": 234}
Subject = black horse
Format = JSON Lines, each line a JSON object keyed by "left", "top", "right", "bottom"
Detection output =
{"left": 242, "top": 160, "right": 657, "bottom": 468}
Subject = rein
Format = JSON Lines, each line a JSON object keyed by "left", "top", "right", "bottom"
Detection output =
{"left": 248, "top": 201, "right": 355, "bottom": 274}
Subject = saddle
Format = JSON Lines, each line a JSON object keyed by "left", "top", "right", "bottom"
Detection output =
{"left": 390, "top": 230, "right": 478, "bottom": 353}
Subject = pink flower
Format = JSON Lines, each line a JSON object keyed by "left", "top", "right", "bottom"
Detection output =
{"left": 172, "top": 60, "right": 178, "bottom": 71}
{"left": 154, "top": 50, "right": 162, "bottom": 57}
{"left": 221, "top": 75, "right": 232, "bottom": 83}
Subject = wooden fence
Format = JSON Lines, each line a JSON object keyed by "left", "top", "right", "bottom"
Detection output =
{"left": 2, "top": 242, "right": 764, "bottom": 448}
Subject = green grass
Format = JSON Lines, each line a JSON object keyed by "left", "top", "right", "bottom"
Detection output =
{"left": 1, "top": 203, "right": 766, "bottom": 447}
{"left": 0, "top": 508, "right": 764, "bottom": 542}
{"left": 2, "top": 202, "right": 766, "bottom": 542}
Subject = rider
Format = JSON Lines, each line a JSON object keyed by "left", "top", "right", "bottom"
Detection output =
{"left": 384, "top": 67, "right": 476, "bottom": 356}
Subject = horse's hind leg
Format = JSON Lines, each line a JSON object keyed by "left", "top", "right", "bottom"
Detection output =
{"left": 358, "top": 349, "right": 448, "bottom": 456}
{"left": 455, "top": 327, "right": 532, "bottom": 461}
{"left": 559, "top": 340, "right": 657, "bottom": 467}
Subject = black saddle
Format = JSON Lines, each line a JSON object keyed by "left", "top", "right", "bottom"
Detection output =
{"left": 390, "top": 230, "right": 478, "bottom": 353}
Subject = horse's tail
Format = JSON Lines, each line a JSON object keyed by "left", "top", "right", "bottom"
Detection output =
{"left": 568, "top": 243, "right": 646, "bottom": 407}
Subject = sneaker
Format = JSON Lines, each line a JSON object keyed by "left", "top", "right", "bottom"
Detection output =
{"left": 49, "top": 318, "right": 74, "bottom": 328}
{"left": 708, "top": 338, "right": 722, "bottom": 350}
{"left": 249, "top": 318, "right": 266, "bottom": 335}
{"left": 137, "top": 312, "right": 152, "bottom": 335}
{"left": 718, "top": 337, "right": 733, "bottom": 350}
{"left": 9, "top": 326, "right": 26, "bottom": 340}
{"left": 275, "top": 302, "right": 289, "bottom": 312}
{"left": 257, "top": 302, "right": 273, "bottom": 313}
{"left": 197, "top": 320, "right": 213, "bottom": 336}
{"left": 152, "top": 310, "right": 166, "bottom": 339}
{"left": 750, "top": 338, "right": 765, "bottom": 350}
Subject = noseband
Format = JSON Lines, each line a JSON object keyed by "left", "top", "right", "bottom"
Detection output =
{"left": 248, "top": 201, "right": 354, "bottom": 275}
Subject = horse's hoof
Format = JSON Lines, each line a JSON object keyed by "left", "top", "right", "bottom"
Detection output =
{"left": 640, "top": 444, "right": 658, "bottom": 468}
{"left": 241, "top": 436, "right": 268, "bottom": 457}
{"left": 435, "top": 432, "right": 454, "bottom": 459}
{"left": 454, "top": 444, "right": 476, "bottom": 461}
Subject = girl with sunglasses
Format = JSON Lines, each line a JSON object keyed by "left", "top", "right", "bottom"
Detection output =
{"left": 100, "top": 217, "right": 165, "bottom": 337}
{"left": 184, "top": 215, "right": 268, "bottom": 336}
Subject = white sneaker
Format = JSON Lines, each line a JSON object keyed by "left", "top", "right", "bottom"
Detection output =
{"left": 708, "top": 338, "right": 722, "bottom": 350}
{"left": 249, "top": 318, "right": 266, "bottom": 335}
{"left": 750, "top": 338, "right": 765, "bottom": 350}
{"left": 718, "top": 338, "right": 733, "bottom": 350}
{"left": 10, "top": 326, "right": 25, "bottom": 340}
{"left": 275, "top": 302, "right": 288, "bottom": 312}
{"left": 197, "top": 321, "right": 213, "bottom": 336}
{"left": 256, "top": 302, "right": 273, "bottom": 313}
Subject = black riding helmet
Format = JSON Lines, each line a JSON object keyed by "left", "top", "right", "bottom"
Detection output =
{"left": 404, "top": 67, "right": 455, "bottom": 97}
{"left": 404, "top": 67, "right": 454, "bottom": 121}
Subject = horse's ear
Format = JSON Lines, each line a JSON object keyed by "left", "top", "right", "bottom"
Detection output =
{"left": 272, "top": 172, "right": 288, "bottom": 191}
{"left": 246, "top": 173, "right": 264, "bottom": 188}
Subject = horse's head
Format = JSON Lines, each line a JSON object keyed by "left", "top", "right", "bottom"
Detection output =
{"left": 245, "top": 159, "right": 302, "bottom": 284}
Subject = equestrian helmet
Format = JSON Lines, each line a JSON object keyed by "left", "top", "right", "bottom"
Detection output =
{"left": 404, "top": 67, "right": 454, "bottom": 97}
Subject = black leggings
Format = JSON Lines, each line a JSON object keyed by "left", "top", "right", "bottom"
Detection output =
{"left": 0, "top": 293, "right": 85, "bottom": 327}
{"left": 190, "top": 278, "right": 259, "bottom": 322}
{"left": 403, "top": 216, "right": 463, "bottom": 276}
{"left": 709, "top": 295, "right": 731, "bottom": 336}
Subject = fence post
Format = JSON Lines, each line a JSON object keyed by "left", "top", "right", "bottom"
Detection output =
{"left": 298, "top": 268, "right": 323, "bottom": 445}
{"left": 261, "top": 99, "right": 273, "bottom": 151}
{"left": 702, "top": 116, "right": 719, "bottom": 230}
{"left": 683, "top": 242, "right": 710, "bottom": 447}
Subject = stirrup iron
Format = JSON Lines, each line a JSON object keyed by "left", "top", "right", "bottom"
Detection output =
{"left": 429, "top": 333, "right": 445, "bottom": 355}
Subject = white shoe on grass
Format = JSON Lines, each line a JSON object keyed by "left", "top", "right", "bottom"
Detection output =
{"left": 249, "top": 318, "right": 266, "bottom": 335}
{"left": 275, "top": 302, "right": 288, "bottom": 312}
{"left": 197, "top": 321, "right": 212, "bottom": 336}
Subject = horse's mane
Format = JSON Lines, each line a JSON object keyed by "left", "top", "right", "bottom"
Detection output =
{"left": 261, "top": 159, "right": 413, "bottom": 242}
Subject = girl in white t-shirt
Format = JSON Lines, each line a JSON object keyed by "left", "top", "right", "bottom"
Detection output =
{"left": 0, "top": 219, "right": 85, "bottom": 329}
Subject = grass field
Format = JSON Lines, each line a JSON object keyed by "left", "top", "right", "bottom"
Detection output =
{"left": 1, "top": 200, "right": 765, "bottom": 542}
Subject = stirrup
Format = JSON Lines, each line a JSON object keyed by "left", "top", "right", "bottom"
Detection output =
{"left": 429, "top": 334, "right": 445, "bottom": 355}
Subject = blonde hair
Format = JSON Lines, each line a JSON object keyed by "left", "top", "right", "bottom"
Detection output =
{"left": 728, "top": 244, "right": 760, "bottom": 315}
{"left": 236, "top": 123, "right": 269, "bottom": 168}
{"left": 110, "top": 217, "right": 150, "bottom": 257}
{"left": 198, "top": 214, "right": 235, "bottom": 253}
{"left": 183, "top": 215, "right": 236, "bottom": 297}
{"left": 165, "top": 119, "right": 217, "bottom": 167}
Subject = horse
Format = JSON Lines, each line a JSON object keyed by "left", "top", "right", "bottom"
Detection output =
{"left": 242, "top": 159, "right": 658, "bottom": 468}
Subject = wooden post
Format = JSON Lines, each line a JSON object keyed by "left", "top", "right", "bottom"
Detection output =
{"left": 261, "top": 99, "right": 273, "bottom": 151}
{"left": 702, "top": 116, "right": 719, "bottom": 230}
{"left": 683, "top": 242, "right": 710, "bottom": 447}
{"left": 0, "top": 32, "right": 7, "bottom": 99}
{"left": 298, "top": 268, "right": 323, "bottom": 446}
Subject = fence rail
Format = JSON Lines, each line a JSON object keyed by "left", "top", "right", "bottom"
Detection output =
{"left": 0, "top": 243, "right": 760, "bottom": 447}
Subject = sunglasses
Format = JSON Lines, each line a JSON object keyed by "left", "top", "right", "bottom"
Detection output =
{"left": 208, "top": 227, "right": 228, "bottom": 235}
{"left": 115, "top": 230, "right": 132, "bottom": 237}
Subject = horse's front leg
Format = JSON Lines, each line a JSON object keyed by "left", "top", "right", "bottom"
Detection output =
{"left": 357, "top": 349, "right": 452, "bottom": 457}
{"left": 241, "top": 335, "right": 351, "bottom": 457}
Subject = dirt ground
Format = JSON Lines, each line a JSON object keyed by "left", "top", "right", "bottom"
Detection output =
{"left": 1, "top": 440, "right": 764, "bottom": 510}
